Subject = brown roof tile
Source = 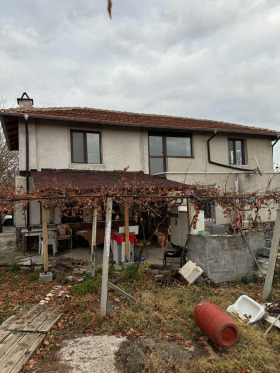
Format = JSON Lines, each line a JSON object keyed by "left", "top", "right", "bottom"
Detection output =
{"left": 3, "top": 106, "right": 279, "bottom": 136}
{"left": 30, "top": 170, "right": 191, "bottom": 193}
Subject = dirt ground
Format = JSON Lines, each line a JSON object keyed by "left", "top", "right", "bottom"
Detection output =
{"left": 115, "top": 337, "right": 209, "bottom": 373}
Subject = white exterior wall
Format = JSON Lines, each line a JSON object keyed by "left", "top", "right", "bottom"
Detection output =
{"left": 19, "top": 119, "right": 149, "bottom": 173}
{"left": 16, "top": 118, "right": 278, "bottom": 226}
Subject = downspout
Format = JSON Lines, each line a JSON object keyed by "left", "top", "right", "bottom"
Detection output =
{"left": 207, "top": 131, "right": 255, "bottom": 172}
{"left": 24, "top": 114, "right": 30, "bottom": 227}
{"left": 272, "top": 135, "right": 280, "bottom": 147}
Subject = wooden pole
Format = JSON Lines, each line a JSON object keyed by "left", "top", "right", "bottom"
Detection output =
{"left": 263, "top": 206, "right": 280, "bottom": 300}
{"left": 42, "top": 205, "right": 48, "bottom": 273}
{"left": 100, "top": 197, "right": 113, "bottom": 316}
{"left": 124, "top": 202, "right": 130, "bottom": 261}
{"left": 91, "top": 205, "right": 98, "bottom": 277}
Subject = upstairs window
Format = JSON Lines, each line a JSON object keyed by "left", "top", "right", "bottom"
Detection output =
{"left": 228, "top": 139, "right": 245, "bottom": 165}
{"left": 149, "top": 133, "right": 192, "bottom": 174}
{"left": 71, "top": 130, "right": 101, "bottom": 164}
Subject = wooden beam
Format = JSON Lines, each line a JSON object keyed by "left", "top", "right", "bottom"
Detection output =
{"left": 263, "top": 206, "right": 280, "bottom": 300}
{"left": 42, "top": 205, "right": 48, "bottom": 273}
{"left": 108, "top": 282, "right": 141, "bottom": 304}
{"left": 91, "top": 205, "right": 98, "bottom": 277}
{"left": 100, "top": 197, "right": 113, "bottom": 316}
{"left": 124, "top": 202, "right": 130, "bottom": 261}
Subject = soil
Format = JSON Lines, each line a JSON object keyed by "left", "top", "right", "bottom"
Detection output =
{"left": 115, "top": 337, "right": 209, "bottom": 373}
{"left": 55, "top": 335, "right": 127, "bottom": 373}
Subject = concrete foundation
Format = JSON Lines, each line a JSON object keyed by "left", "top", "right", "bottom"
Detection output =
{"left": 39, "top": 272, "right": 53, "bottom": 283}
{"left": 188, "top": 231, "right": 265, "bottom": 283}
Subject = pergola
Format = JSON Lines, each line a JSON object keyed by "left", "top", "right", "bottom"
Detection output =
{"left": 29, "top": 170, "right": 195, "bottom": 315}
{"left": 1, "top": 170, "right": 279, "bottom": 315}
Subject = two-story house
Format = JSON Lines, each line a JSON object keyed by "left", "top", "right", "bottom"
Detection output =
{"left": 1, "top": 93, "right": 279, "bottom": 246}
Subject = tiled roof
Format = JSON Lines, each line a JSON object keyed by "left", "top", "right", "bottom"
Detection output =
{"left": 30, "top": 170, "right": 191, "bottom": 193}
{"left": 3, "top": 106, "right": 279, "bottom": 136}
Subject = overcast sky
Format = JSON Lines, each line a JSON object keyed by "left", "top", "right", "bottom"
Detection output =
{"left": 0, "top": 0, "right": 279, "bottom": 165}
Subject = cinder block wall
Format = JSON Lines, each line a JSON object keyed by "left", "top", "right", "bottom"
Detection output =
{"left": 188, "top": 231, "right": 265, "bottom": 283}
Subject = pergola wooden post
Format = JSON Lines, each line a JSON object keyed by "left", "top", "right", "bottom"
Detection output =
{"left": 263, "top": 206, "right": 280, "bottom": 300}
{"left": 91, "top": 204, "right": 98, "bottom": 277}
{"left": 42, "top": 204, "right": 48, "bottom": 273}
{"left": 100, "top": 197, "right": 113, "bottom": 316}
{"left": 124, "top": 202, "right": 130, "bottom": 260}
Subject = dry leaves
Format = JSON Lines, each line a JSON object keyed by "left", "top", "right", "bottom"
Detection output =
{"left": 107, "top": 0, "right": 112, "bottom": 18}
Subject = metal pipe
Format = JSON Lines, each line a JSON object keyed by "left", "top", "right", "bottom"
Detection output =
{"left": 24, "top": 114, "right": 30, "bottom": 228}
{"left": 152, "top": 171, "right": 279, "bottom": 175}
{"left": 272, "top": 135, "right": 280, "bottom": 147}
{"left": 207, "top": 131, "right": 256, "bottom": 172}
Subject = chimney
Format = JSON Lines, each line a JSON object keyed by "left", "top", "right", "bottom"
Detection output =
{"left": 17, "top": 92, "right": 34, "bottom": 108}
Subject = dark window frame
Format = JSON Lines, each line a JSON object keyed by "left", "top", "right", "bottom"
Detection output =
{"left": 148, "top": 132, "right": 193, "bottom": 174}
{"left": 71, "top": 130, "right": 102, "bottom": 164}
{"left": 228, "top": 138, "right": 245, "bottom": 165}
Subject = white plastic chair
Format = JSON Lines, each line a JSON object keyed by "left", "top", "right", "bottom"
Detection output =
{"left": 39, "top": 231, "right": 57, "bottom": 256}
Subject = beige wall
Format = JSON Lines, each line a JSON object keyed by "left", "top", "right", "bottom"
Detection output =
{"left": 16, "top": 119, "right": 278, "bottom": 226}
{"left": 19, "top": 119, "right": 149, "bottom": 173}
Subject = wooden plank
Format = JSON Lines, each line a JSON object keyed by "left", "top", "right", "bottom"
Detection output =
{"left": 0, "top": 333, "right": 25, "bottom": 364}
{"left": 263, "top": 207, "right": 280, "bottom": 300}
{"left": 124, "top": 203, "right": 130, "bottom": 261}
{"left": 91, "top": 206, "right": 98, "bottom": 276}
{"left": 0, "top": 330, "right": 11, "bottom": 344}
{"left": 22, "top": 307, "right": 58, "bottom": 332}
{"left": 0, "top": 304, "right": 32, "bottom": 330}
{"left": 0, "top": 333, "right": 43, "bottom": 373}
{"left": 37, "top": 308, "right": 61, "bottom": 332}
{"left": 265, "top": 315, "right": 280, "bottom": 329}
{"left": 1, "top": 305, "right": 43, "bottom": 331}
{"left": 100, "top": 197, "right": 113, "bottom": 317}
{"left": 10, "top": 334, "right": 44, "bottom": 373}
{"left": 42, "top": 205, "right": 48, "bottom": 273}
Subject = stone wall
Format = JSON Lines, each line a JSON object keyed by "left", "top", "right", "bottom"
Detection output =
{"left": 188, "top": 231, "right": 265, "bottom": 283}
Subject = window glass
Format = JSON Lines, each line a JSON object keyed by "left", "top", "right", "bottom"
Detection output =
{"left": 235, "top": 140, "right": 243, "bottom": 165}
{"left": 150, "top": 158, "right": 164, "bottom": 174}
{"left": 149, "top": 136, "right": 163, "bottom": 156}
{"left": 87, "top": 133, "right": 100, "bottom": 163}
{"left": 72, "top": 132, "right": 84, "bottom": 163}
{"left": 166, "top": 137, "right": 191, "bottom": 156}
{"left": 228, "top": 140, "right": 234, "bottom": 164}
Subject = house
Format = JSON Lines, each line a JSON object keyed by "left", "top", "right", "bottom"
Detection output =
{"left": 1, "top": 93, "right": 280, "bottom": 248}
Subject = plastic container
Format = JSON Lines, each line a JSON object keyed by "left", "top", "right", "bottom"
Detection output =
{"left": 227, "top": 295, "right": 265, "bottom": 325}
{"left": 194, "top": 301, "right": 239, "bottom": 347}
{"left": 179, "top": 260, "right": 203, "bottom": 284}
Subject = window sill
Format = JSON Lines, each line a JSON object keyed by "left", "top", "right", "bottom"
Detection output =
{"left": 70, "top": 163, "right": 105, "bottom": 170}
{"left": 229, "top": 164, "right": 249, "bottom": 167}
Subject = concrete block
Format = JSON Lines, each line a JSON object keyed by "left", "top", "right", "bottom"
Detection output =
{"left": 188, "top": 231, "right": 265, "bottom": 283}
{"left": 39, "top": 272, "right": 53, "bottom": 283}
{"left": 122, "top": 262, "right": 133, "bottom": 268}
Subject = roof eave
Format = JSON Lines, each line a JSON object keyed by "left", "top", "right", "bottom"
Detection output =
{"left": 0, "top": 114, "right": 12, "bottom": 150}
{"left": 1, "top": 112, "right": 279, "bottom": 138}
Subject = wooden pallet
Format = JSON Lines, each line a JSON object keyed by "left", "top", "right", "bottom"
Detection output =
{"left": 0, "top": 331, "right": 44, "bottom": 373}
{"left": 0, "top": 304, "right": 61, "bottom": 373}
{"left": 1, "top": 305, "right": 61, "bottom": 333}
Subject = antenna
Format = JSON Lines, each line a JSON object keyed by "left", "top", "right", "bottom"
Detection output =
{"left": 254, "top": 157, "right": 263, "bottom": 176}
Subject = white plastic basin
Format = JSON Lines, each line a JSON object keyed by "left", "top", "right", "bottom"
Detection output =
{"left": 227, "top": 295, "right": 265, "bottom": 325}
